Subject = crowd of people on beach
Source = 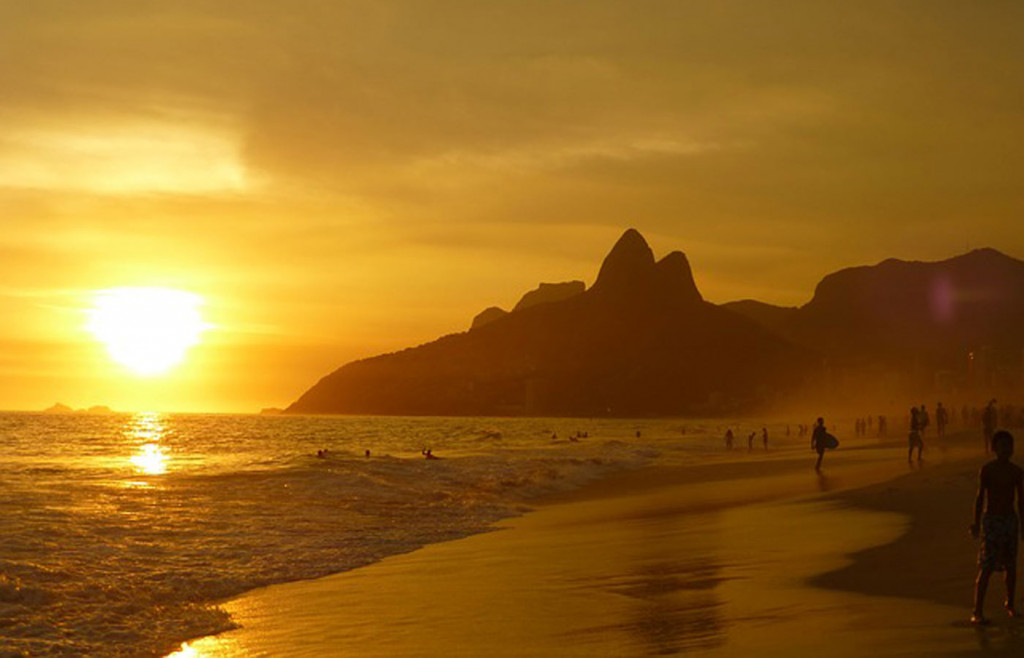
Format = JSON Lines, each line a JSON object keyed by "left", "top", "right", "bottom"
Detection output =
{"left": 852, "top": 415, "right": 889, "bottom": 437}
{"left": 716, "top": 397, "right": 1023, "bottom": 489}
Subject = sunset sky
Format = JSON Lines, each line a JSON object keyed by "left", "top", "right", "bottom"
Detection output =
{"left": 2, "top": 1, "right": 1023, "bottom": 413}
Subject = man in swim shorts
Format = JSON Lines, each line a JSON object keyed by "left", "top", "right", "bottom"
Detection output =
{"left": 970, "top": 430, "right": 1024, "bottom": 624}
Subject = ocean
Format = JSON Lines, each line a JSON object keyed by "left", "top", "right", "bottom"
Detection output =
{"left": 0, "top": 412, "right": 773, "bottom": 657}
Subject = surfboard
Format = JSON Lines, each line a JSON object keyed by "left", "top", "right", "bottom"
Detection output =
{"left": 824, "top": 433, "right": 839, "bottom": 450}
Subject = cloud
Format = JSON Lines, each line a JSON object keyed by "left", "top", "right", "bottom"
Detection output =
{"left": 0, "top": 120, "right": 250, "bottom": 194}
{"left": 1, "top": 1, "right": 1023, "bottom": 409}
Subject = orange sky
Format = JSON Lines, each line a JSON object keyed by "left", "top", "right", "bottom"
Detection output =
{"left": 2, "top": 1, "right": 1023, "bottom": 413}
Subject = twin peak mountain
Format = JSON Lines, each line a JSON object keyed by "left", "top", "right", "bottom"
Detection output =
{"left": 471, "top": 228, "right": 701, "bottom": 331}
{"left": 287, "top": 229, "right": 1024, "bottom": 416}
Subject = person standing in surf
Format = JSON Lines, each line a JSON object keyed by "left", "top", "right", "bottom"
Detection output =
{"left": 970, "top": 430, "right": 1024, "bottom": 624}
{"left": 811, "top": 417, "right": 828, "bottom": 472}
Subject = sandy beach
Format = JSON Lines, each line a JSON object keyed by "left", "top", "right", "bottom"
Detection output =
{"left": 181, "top": 429, "right": 1024, "bottom": 657}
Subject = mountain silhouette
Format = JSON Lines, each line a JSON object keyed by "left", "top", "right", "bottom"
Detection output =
{"left": 470, "top": 306, "right": 509, "bottom": 331}
{"left": 287, "top": 229, "right": 811, "bottom": 416}
{"left": 512, "top": 281, "right": 585, "bottom": 313}
{"left": 471, "top": 281, "right": 585, "bottom": 330}
{"left": 723, "top": 248, "right": 1024, "bottom": 371}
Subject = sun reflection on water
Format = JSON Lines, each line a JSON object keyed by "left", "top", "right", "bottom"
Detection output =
{"left": 130, "top": 443, "right": 168, "bottom": 475}
{"left": 126, "top": 412, "right": 169, "bottom": 476}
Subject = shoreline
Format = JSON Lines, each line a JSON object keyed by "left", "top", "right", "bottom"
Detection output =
{"left": 177, "top": 431, "right": 1003, "bottom": 656}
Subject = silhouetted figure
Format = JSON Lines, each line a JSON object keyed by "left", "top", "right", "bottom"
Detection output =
{"left": 936, "top": 402, "right": 948, "bottom": 438}
{"left": 786, "top": 425, "right": 791, "bottom": 437}
{"left": 725, "top": 429, "right": 734, "bottom": 450}
{"left": 919, "top": 404, "right": 930, "bottom": 436}
{"left": 365, "top": 449, "right": 371, "bottom": 458}
{"left": 908, "top": 429, "right": 923, "bottom": 462}
{"left": 983, "top": 400, "right": 998, "bottom": 454}
{"left": 878, "top": 415, "right": 887, "bottom": 437}
{"left": 636, "top": 430, "right": 641, "bottom": 438}
{"left": 422, "top": 448, "right": 440, "bottom": 460}
{"left": 812, "top": 417, "right": 828, "bottom": 472}
{"left": 317, "top": 449, "right": 329, "bottom": 459}
{"left": 747, "top": 431, "right": 755, "bottom": 452}
{"left": 762, "top": 426, "right": 768, "bottom": 450}
{"left": 970, "top": 431, "right": 1024, "bottom": 624}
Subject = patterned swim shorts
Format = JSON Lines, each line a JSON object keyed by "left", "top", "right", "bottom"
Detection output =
{"left": 979, "top": 513, "right": 1019, "bottom": 572}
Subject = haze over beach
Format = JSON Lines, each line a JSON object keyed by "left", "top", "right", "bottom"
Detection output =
{"left": 3, "top": 2, "right": 1024, "bottom": 657}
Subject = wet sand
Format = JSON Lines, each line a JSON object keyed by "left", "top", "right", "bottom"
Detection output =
{"left": 181, "top": 430, "right": 1021, "bottom": 657}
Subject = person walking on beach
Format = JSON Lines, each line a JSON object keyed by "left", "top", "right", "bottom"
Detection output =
{"left": 812, "top": 417, "right": 828, "bottom": 472}
{"left": 970, "top": 430, "right": 1024, "bottom": 624}
{"left": 724, "top": 429, "right": 734, "bottom": 450}
{"left": 747, "top": 431, "right": 755, "bottom": 452}
{"left": 762, "top": 426, "right": 768, "bottom": 451}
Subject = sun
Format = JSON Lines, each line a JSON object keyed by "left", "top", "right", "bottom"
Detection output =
{"left": 87, "top": 287, "right": 206, "bottom": 376}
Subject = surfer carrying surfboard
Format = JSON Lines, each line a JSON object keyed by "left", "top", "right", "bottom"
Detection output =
{"left": 811, "top": 417, "right": 836, "bottom": 472}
